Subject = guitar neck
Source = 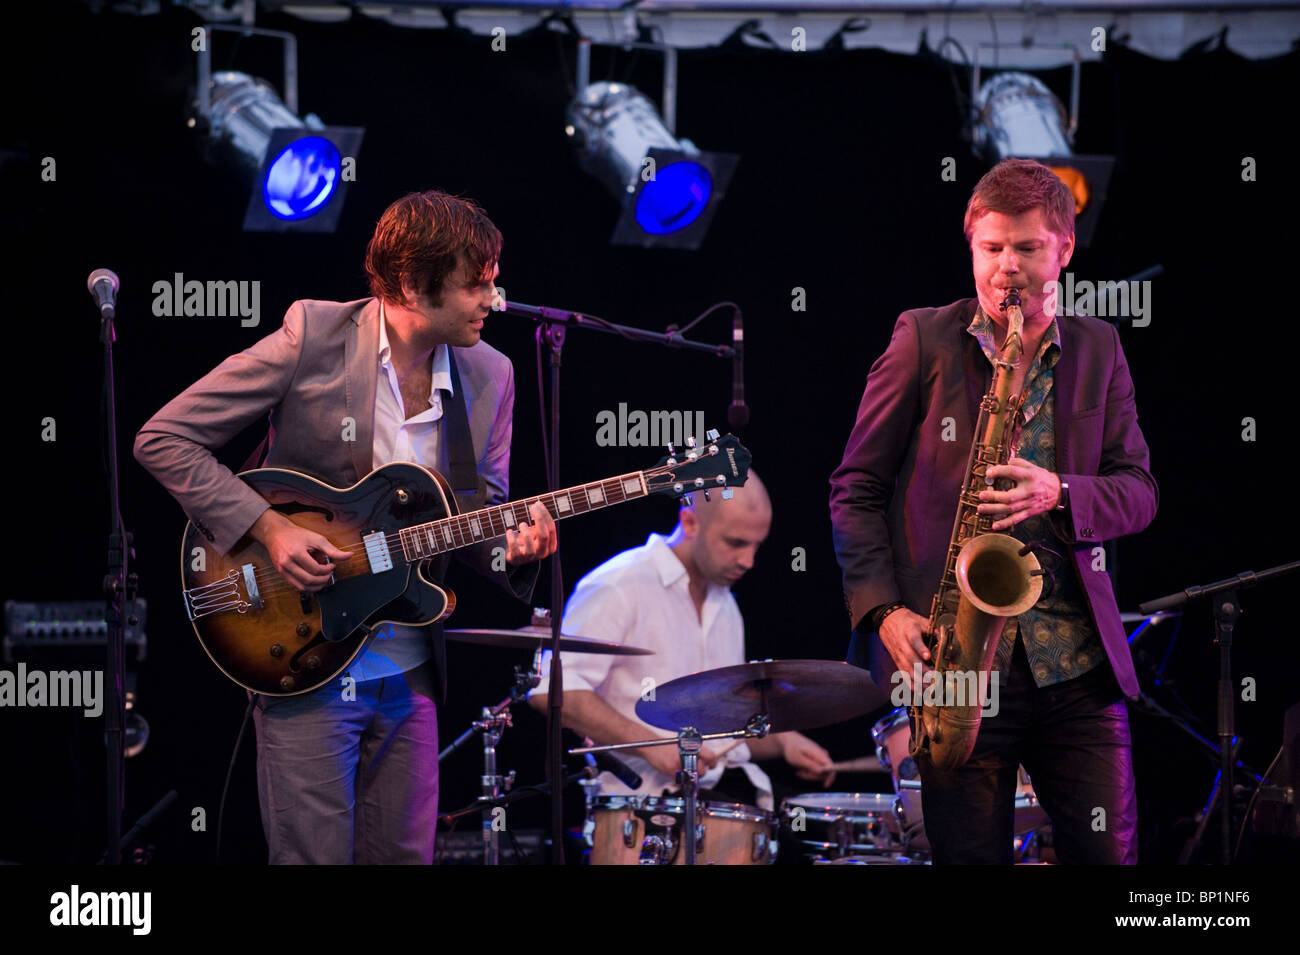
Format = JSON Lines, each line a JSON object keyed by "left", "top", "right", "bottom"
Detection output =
{"left": 394, "top": 471, "right": 650, "bottom": 560}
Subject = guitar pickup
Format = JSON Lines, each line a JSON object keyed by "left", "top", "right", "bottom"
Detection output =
{"left": 363, "top": 530, "right": 394, "bottom": 574}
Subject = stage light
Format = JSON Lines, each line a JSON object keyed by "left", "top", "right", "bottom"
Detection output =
{"left": 566, "top": 81, "right": 737, "bottom": 250}
{"left": 194, "top": 67, "right": 363, "bottom": 234}
{"left": 972, "top": 70, "right": 1113, "bottom": 247}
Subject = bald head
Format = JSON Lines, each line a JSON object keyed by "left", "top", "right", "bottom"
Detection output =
{"left": 686, "top": 469, "right": 771, "bottom": 530}
{"left": 674, "top": 470, "right": 771, "bottom": 588}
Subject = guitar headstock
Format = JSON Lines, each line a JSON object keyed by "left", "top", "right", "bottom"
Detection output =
{"left": 643, "top": 430, "right": 752, "bottom": 501}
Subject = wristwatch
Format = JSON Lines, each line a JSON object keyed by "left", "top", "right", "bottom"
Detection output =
{"left": 1056, "top": 480, "right": 1070, "bottom": 511}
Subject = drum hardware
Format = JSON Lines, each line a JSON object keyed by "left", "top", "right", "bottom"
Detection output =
{"left": 574, "top": 659, "right": 888, "bottom": 865}
{"left": 438, "top": 663, "right": 540, "bottom": 865}
{"left": 438, "top": 623, "right": 659, "bottom": 865}
{"left": 572, "top": 713, "right": 772, "bottom": 865}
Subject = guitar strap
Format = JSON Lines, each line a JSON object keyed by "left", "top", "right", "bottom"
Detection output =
{"left": 443, "top": 348, "right": 487, "bottom": 510}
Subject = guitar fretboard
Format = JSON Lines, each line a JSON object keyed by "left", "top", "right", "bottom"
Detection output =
{"left": 396, "top": 472, "right": 649, "bottom": 560}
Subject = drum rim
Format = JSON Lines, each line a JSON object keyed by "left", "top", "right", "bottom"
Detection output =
{"left": 590, "top": 793, "right": 773, "bottom": 824}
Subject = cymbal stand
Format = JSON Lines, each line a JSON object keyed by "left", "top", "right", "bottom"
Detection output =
{"left": 438, "top": 664, "right": 540, "bottom": 865}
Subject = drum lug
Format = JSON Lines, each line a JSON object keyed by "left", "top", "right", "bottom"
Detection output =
{"left": 696, "top": 823, "right": 706, "bottom": 854}
{"left": 622, "top": 817, "right": 638, "bottom": 849}
{"left": 638, "top": 834, "right": 671, "bottom": 865}
{"left": 583, "top": 816, "right": 596, "bottom": 849}
{"left": 751, "top": 832, "right": 773, "bottom": 863}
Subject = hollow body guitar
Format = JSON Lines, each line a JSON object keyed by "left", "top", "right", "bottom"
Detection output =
{"left": 181, "top": 433, "right": 750, "bottom": 696}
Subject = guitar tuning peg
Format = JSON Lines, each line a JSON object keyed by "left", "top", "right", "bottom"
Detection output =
{"left": 666, "top": 443, "right": 675, "bottom": 456}
{"left": 685, "top": 436, "right": 697, "bottom": 449}
{"left": 721, "top": 488, "right": 734, "bottom": 500}
{"left": 706, "top": 428, "right": 720, "bottom": 442}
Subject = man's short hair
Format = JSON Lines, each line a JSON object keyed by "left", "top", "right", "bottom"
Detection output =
{"left": 365, "top": 190, "right": 502, "bottom": 307}
{"left": 963, "top": 159, "right": 1075, "bottom": 244}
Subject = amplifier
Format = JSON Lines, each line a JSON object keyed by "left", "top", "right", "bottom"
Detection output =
{"left": 4, "top": 599, "right": 148, "bottom": 662}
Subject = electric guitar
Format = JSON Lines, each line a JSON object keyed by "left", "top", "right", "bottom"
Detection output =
{"left": 181, "top": 431, "right": 751, "bottom": 695}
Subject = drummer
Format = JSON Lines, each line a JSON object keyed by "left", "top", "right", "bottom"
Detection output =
{"left": 528, "top": 471, "right": 835, "bottom": 809}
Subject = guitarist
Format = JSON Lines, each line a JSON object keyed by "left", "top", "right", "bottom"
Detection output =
{"left": 134, "top": 191, "right": 556, "bottom": 864}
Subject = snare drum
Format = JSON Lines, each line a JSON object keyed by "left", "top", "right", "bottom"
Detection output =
{"left": 780, "top": 792, "right": 906, "bottom": 862}
{"left": 586, "top": 794, "right": 776, "bottom": 865}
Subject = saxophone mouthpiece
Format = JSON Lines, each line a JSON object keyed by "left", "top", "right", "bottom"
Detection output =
{"left": 999, "top": 288, "right": 1022, "bottom": 311}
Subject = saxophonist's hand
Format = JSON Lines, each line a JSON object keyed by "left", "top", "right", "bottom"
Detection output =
{"left": 879, "top": 607, "right": 932, "bottom": 689}
{"left": 979, "top": 457, "right": 1062, "bottom": 530}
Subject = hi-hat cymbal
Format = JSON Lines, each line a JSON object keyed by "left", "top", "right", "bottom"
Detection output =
{"left": 635, "top": 659, "right": 887, "bottom": 734}
{"left": 444, "top": 626, "right": 654, "bottom": 655}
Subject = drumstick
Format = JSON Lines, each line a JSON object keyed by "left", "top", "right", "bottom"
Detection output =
{"left": 822, "top": 755, "right": 883, "bottom": 774}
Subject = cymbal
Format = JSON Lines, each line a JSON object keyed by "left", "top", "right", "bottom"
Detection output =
{"left": 443, "top": 626, "right": 654, "bottom": 656}
{"left": 1120, "top": 610, "right": 1181, "bottom": 624}
{"left": 635, "top": 659, "right": 888, "bottom": 734}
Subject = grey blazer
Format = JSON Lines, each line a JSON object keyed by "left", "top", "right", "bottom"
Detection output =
{"left": 134, "top": 297, "right": 538, "bottom": 701}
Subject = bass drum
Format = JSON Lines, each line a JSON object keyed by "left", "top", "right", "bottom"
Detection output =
{"left": 586, "top": 795, "right": 776, "bottom": 865}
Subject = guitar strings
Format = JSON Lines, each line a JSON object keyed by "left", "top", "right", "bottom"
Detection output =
{"left": 193, "top": 462, "right": 699, "bottom": 602}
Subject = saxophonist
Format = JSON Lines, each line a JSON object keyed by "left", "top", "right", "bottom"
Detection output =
{"left": 829, "top": 159, "right": 1157, "bottom": 864}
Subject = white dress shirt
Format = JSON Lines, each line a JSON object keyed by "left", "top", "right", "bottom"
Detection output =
{"left": 346, "top": 304, "right": 454, "bottom": 682}
{"left": 533, "top": 533, "right": 774, "bottom": 807}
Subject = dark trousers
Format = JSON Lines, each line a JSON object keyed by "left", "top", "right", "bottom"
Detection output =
{"left": 917, "top": 637, "right": 1138, "bottom": 864}
{"left": 251, "top": 661, "right": 440, "bottom": 864}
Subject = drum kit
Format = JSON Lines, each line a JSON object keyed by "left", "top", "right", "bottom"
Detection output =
{"left": 439, "top": 615, "right": 1059, "bottom": 865}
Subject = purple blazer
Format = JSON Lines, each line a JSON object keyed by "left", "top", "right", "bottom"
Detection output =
{"left": 829, "top": 298, "right": 1157, "bottom": 697}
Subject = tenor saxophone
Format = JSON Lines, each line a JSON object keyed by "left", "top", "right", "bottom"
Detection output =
{"left": 909, "top": 287, "right": 1045, "bottom": 771}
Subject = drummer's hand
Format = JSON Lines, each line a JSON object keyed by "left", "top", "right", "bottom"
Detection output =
{"left": 644, "top": 742, "right": 718, "bottom": 779}
{"left": 781, "top": 732, "right": 836, "bottom": 789}
{"left": 878, "top": 607, "right": 932, "bottom": 688}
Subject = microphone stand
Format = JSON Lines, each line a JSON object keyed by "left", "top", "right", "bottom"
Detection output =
{"left": 499, "top": 300, "right": 736, "bottom": 865}
{"left": 1139, "top": 560, "right": 1299, "bottom": 864}
{"left": 98, "top": 290, "right": 130, "bottom": 866}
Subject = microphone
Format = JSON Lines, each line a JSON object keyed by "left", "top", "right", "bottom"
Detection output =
{"left": 87, "top": 269, "right": 120, "bottom": 320}
{"left": 727, "top": 309, "right": 748, "bottom": 429}
{"left": 583, "top": 740, "right": 643, "bottom": 790}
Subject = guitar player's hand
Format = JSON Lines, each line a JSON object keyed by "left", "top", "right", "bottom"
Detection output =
{"left": 251, "top": 509, "right": 352, "bottom": 592}
{"left": 504, "top": 499, "right": 558, "bottom": 566}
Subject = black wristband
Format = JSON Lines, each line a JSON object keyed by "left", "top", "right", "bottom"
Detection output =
{"left": 871, "top": 601, "right": 906, "bottom": 631}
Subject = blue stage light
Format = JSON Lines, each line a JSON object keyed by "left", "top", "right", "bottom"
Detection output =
{"left": 262, "top": 136, "right": 341, "bottom": 221}
{"left": 634, "top": 161, "right": 713, "bottom": 235}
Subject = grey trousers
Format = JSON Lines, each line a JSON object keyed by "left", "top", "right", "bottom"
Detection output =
{"left": 251, "top": 662, "right": 440, "bottom": 864}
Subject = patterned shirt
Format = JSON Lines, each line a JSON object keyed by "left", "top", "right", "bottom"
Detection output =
{"left": 967, "top": 307, "right": 1105, "bottom": 687}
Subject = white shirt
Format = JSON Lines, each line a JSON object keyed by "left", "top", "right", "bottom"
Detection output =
{"left": 533, "top": 534, "right": 774, "bottom": 807}
{"left": 347, "top": 304, "right": 454, "bottom": 682}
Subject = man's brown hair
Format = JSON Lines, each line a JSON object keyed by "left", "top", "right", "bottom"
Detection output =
{"left": 963, "top": 158, "right": 1075, "bottom": 244}
{"left": 365, "top": 190, "right": 502, "bottom": 307}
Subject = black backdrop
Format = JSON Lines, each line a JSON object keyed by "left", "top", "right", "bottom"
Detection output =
{"left": 3, "top": 2, "right": 1298, "bottom": 865}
